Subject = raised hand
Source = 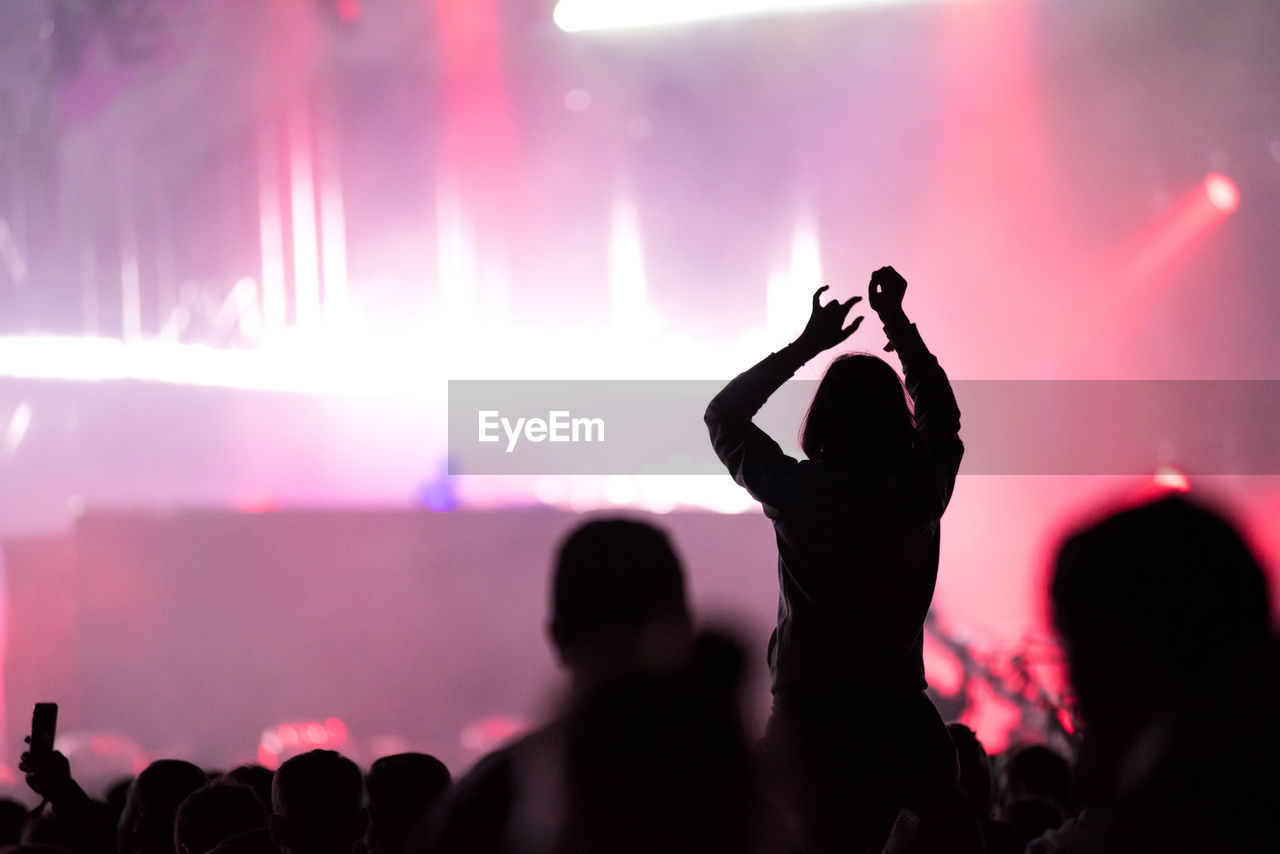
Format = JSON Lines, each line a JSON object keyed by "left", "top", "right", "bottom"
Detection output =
{"left": 868, "top": 266, "right": 908, "bottom": 321}
{"left": 796, "top": 285, "right": 864, "bottom": 354}
{"left": 20, "top": 739, "right": 73, "bottom": 800}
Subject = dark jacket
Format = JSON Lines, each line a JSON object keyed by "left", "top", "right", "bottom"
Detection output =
{"left": 704, "top": 318, "right": 962, "bottom": 698}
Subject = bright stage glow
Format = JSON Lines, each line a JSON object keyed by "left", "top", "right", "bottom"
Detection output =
{"left": 4, "top": 400, "right": 31, "bottom": 454}
{"left": 1203, "top": 173, "right": 1239, "bottom": 214}
{"left": 1153, "top": 465, "right": 1191, "bottom": 493}
{"left": 0, "top": 318, "right": 766, "bottom": 394}
{"left": 554, "top": 0, "right": 971, "bottom": 32}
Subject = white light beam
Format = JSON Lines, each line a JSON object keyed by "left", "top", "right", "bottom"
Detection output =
{"left": 554, "top": 0, "right": 971, "bottom": 32}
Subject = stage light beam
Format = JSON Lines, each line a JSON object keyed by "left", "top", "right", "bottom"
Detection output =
{"left": 554, "top": 0, "right": 975, "bottom": 32}
{"left": 1203, "top": 173, "right": 1239, "bottom": 214}
{"left": 1118, "top": 173, "right": 1240, "bottom": 294}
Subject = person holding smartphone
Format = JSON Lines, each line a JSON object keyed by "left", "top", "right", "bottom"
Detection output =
{"left": 20, "top": 703, "right": 119, "bottom": 854}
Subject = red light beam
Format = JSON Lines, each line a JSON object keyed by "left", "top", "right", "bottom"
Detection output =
{"left": 1118, "top": 173, "right": 1240, "bottom": 296}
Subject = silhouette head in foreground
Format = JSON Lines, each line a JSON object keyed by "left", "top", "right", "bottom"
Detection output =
{"left": 222, "top": 765, "right": 274, "bottom": 815}
{"left": 174, "top": 781, "right": 267, "bottom": 854}
{"left": 270, "top": 750, "right": 366, "bottom": 854}
{"left": 1052, "top": 494, "right": 1270, "bottom": 793}
{"left": 119, "top": 760, "right": 210, "bottom": 854}
{"left": 995, "top": 744, "right": 1071, "bottom": 821}
{"left": 549, "top": 517, "right": 692, "bottom": 687}
{"left": 417, "top": 516, "right": 696, "bottom": 854}
{"left": 1050, "top": 493, "right": 1277, "bottom": 852}
{"left": 365, "top": 753, "right": 451, "bottom": 854}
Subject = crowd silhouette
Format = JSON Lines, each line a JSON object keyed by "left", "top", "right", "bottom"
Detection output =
{"left": 5, "top": 268, "right": 1276, "bottom": 854}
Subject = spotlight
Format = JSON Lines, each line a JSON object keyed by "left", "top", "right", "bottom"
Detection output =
{"left": 1152, "top": 465, "right": 1190, "bottom": 493}
{"left": 1118, "top": 173, "right": 1241, "bottom": 291}
{"left": 1203, "top": 173, "right": 1239, "bottom": 214}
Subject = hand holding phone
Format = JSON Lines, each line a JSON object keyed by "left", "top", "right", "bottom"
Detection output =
{"left": 21, "top": 703, "right": 71, "bottom": 800}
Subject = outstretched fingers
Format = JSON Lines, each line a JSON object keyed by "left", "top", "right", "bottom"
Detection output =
{"left": 834, "top": 295, "right": 860, "bottom": 319}
{"left": 838, "top": 314, "right": 865, "bottom": 342}
{"left": 813, "top": 287, "right": 862, "bottom": 312}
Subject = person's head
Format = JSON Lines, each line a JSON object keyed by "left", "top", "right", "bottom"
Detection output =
{"left": 800, "top": 354, "right": 915, "bottom": 467}
{"left": 1002, "top": 798, "right": 1065, "bottom": 845}
{"left": 549, "top": 518, "right": 691, "bottom": 680}
{"left": 996, "top": 744, "right": 1071, "bottom": 817}
{"left": 174, "top": 782, "right": 267, "bottom": 854}
{"left": 118, "top": 760, "right": 210, "bottom": 854}
{"left": 221, "top": 765, "right": 273, "bottom": 815}
{"left": 19, "top": 813, "right": 78, "bottom": 850}
{"left": 270, "top": 750, "right": 365, "bottom": 854}
{"left": 106, "top": 777, "right": 134, "bottom": 826}
{"left": 947, "top": 723, "right": 992, "bottom": 814}
{"left": 364, "top": 753, "right": 451, "bottom": 854}
{"left": 9, "top": 841, "right": 80, "bottom": 854}
{"left": 1051, "top": 495, "right": 1270, "bottom": 758}
{"left": 0, "top": 799, "right": 28, "bottom": 845}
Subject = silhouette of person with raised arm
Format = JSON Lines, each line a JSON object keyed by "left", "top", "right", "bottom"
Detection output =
{"left": 20, "top": 748, "right": 207, "bottom": 854}
{"left": 705, "top": 266, "right": 965, "bottom": 853}
{"left": 19, "top": 743, "right": 117, "bottom": 854}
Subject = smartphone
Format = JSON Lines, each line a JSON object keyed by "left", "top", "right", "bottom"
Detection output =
{"left": 30, "top": 703, "right": 57, "bottom": 755}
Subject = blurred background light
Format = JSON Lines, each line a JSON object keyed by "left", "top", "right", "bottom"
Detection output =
{"left": 553, "top": 0, "right": 972, "bottom": 32}
{"left": 459, "top": 714, "right": 531, "bottom": 754}
{"left": 1153, "top": 465, "right": 1191, "bottom": 493}
{"left": 1204, "top": 172, "right": 1240, "bottom": 213}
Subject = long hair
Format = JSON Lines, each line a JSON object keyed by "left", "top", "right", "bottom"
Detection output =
{"left": 799, "top": 354, "right": 916, "bottom": 468}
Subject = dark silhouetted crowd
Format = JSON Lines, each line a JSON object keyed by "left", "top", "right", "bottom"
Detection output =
{"left": 4, "top": 269, "right": 1275, "bottom": 854}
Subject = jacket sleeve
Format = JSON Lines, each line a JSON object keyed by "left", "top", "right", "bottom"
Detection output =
{"left": 885, "top": 318, "right": 964, "bottom": 516}
{"left": 704, "top": 343, "right": 811, "bottom": 513}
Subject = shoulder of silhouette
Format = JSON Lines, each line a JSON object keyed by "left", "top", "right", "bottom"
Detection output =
{"left": 413, "top": 724, "right": 563, "bottom": 854}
